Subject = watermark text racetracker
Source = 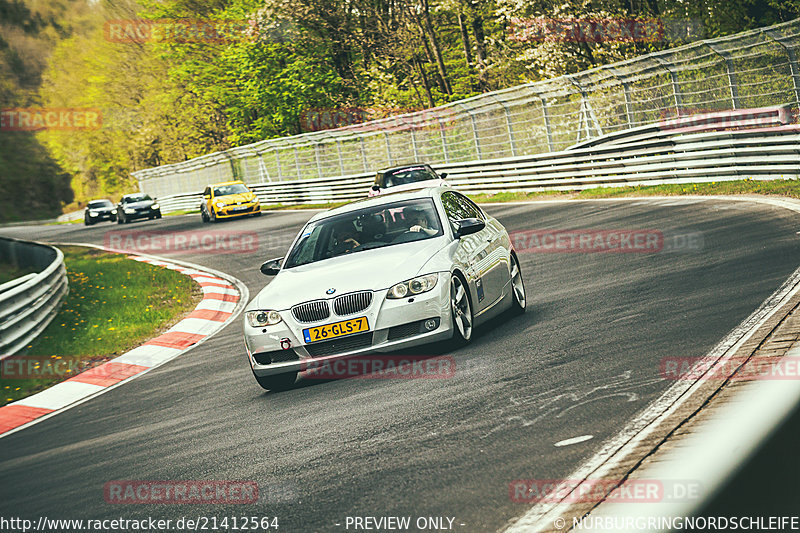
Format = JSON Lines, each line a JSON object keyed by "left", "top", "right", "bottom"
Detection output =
{"left": 661, "top": 356, "right": 800, "bottom": 381}
{"left": 104, "top": 19, "right": 251, "bottom": 44}
{"left": 2, "top": 355, "right": 105, "bottom": 379}
{"left": 510, "top": 229, "right": 703, "bottom": 254}
{"left": 301, "top": 355, "right": 456, "bottom": 380}
{"left": 509, "top": 478, "right": 701, "bottom": 503}
{"left": 104, "top": 229, "right": 260, "bottom": 255}
{"left": 1, "top": 108, "right": 102, "bottom": 132}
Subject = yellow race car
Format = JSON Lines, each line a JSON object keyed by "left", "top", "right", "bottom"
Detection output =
{"left": 200, "top": 180, "right": 262, "bottom": 222}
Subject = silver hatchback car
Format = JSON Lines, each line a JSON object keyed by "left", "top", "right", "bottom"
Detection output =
{"left": 243, "top": 187, "right": 526, "bottom": 390}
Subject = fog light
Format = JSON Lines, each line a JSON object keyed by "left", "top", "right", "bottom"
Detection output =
{"left": 424, "top": 319, "right": 438, "bottom": 331}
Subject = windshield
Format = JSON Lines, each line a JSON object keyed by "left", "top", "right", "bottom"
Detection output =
{"left": 381, "top": 166, "right": 438, "bottom": 188}
{"left": 214, "top": 183, "right": 250, "bottom": 196}
{"left": 124, "top": 194, "right": 152, "bottom": 203}
{"left": 87, "top": 200, "right": 112, "bottom": 208}
{"left": 284, "top": 198, "right": 443, "bottom": 269}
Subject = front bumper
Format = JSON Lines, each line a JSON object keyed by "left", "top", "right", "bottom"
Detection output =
{"left": 214, "top": 202, "right": 261, "bottom": 219}
{"left": 88, "top": 211, "right": 116, "bottom": 221}
{"left": 244, "top": 272, "right": 454, "bottom": 377}
{"left": 124, "top": 207, "right": 161, "bottom": 220}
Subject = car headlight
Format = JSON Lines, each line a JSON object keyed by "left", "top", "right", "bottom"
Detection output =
{"left": 151, "top": 203, "right": 160, "bottom": 210}
{"left": 215, "top": 201, "right": 225, "bottom": 208}
{"left": 246, "top": 310, "right": 283, "bottom": 327}
{"left": 89, "top": 210, "right": 98, "bottom": 216}
{"left": 124, "top": 208, "right": 135, "bottom": 214}
{"left": 111, "top": 209, "right": 117, "bottom": 214}
{"left": 386, "top": 273, "right": 438, "bottom": 299}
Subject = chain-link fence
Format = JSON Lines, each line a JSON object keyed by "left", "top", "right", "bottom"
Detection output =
{"left": 133, "top": 19, "right": 800, "bottom": 198}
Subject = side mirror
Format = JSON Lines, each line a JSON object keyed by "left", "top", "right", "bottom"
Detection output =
{"left": 203, "top": 194, "right": 211, "bottom": 199}
{"left": 453, "top": 218, "right": 485, "bottom": 239}
{"left": 440, "top": 172, "right": 448, "bottom": 179}
{"left": 260, "top": 257, "right": 283, "bottom": 276}
{"left": 371, "top": 185, "right": 380, "bottom": 192}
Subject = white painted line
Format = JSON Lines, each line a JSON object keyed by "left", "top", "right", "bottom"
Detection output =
{"left": 201, "top": 285, "right": 238, "bottom": 296}
{"left": 504, "top": 195, "right": 800, "bottom": 533}
{"left": 167, "top": 318, "right": 220, "bottom": 336}
{"left": 585, "top": 378, "right": 800, "bottom": 532}
{"left": 195, "top": 299, "right": 239, "bottom": 313}
{"left": 113, "top": 345, "right": 183, "bottom": 367}
{"left": 192, "top": 275, "right": 226, "bottom": 284}
{"left": 15, "top": 381, "right": 105, "bottom": 410}
{"left": 555, "top": 435, "right": 594, "bottom": 447}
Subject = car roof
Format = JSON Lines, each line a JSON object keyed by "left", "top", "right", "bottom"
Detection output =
{"left": 376, "top": 162, "right": 431, "bottom": 174}
{"left": 208, "top": 180, "right": 246, "bottom": 187}
{"left": 121, "top": 192, "right": 149, "bottom": 198}
{"left": 307, "top": 187, "right": 444, "bottom": 223}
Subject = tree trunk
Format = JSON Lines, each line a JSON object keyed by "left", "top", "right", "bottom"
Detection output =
{"left": 408, "top": 4, "right": 449, "bottom": 95}
{"left": 414, "top": 56, "right": 436, "bottom": 108}
{"left": 457, "top": 11, "right": 477, "bottom": 91}
{"left": 470, "top": 2, "right": 488, "bottom": 91}
{"left": 420, "top": 0, "right": 452, "bottom": 95}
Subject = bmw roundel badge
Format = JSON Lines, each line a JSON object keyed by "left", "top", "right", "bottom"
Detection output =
{"left": 326, "top": 288, "right": 336, "bottom": 295}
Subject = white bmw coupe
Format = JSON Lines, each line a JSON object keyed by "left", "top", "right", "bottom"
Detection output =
{"left": 243, "top": 187, "right": 526, "bottom": 390}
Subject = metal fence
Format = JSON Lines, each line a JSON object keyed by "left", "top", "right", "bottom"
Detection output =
{"left": 133, "top": 18, "right": 800, "bottom": 198}
{"left": 0, "top": 238, "right": 69, "bottom": 357}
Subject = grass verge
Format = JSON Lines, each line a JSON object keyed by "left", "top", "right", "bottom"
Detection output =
{"left": 1, "top": 245, "right": 201, "bottom": 405}
{"left": 467, "top": 178, "right": 800, "bottom": 203}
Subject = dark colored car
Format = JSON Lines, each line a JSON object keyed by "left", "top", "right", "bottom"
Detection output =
{"left": 116, "top": 193, "right": 162, "bottom": 224}
{"left": 369, "top": 163, "right": 448, "bottom": 196}
{"left": 84, "top": 199, "right": 117, "bottom": 226}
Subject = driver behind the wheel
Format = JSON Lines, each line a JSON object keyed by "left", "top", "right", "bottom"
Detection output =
{"left": 332, "top": 221, "right": 360, "bottom": 253}
{"left": 405, "top": 208, "right": 437, "bottom": 236}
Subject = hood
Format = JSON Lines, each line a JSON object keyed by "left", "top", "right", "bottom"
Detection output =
{"left": 214, "top": 192, "right": 254, "bottom": 204}
{"left": 124, "top": 200, "right": 154, "bottom": 209}
{"left": 252, "top": 237, "right": 446, "bottom": 311}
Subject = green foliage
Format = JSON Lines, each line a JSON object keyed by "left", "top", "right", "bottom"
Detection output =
{"left": 1, "top": 0, "right": 798, "bottom": 216}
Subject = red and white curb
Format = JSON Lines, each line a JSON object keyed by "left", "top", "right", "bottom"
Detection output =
{"left": 0, "top": 251, "right": 248, "bottom": 438}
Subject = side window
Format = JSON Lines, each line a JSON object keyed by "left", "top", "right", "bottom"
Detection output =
{"left": 460, "top": 194, "right": 485, "bottom": 220}
{"left": 442, "top": 191, "right": 482, "bottom": 222}
{"left": 441, "top": 192, "right": 465, "bottom": 223}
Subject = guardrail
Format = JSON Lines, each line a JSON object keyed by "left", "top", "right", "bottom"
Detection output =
{"left": 134, "top": 18, "right": 800, "bottom": 198}
{"left": 0, "top": 238, "right": 69, "bottom": 357}
{"left": 155, "top": 112, "right": 800, "bottom": 214}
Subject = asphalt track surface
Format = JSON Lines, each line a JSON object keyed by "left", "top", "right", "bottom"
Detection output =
{"left": 1, "top": 198, "right": 799, "bottom": 532}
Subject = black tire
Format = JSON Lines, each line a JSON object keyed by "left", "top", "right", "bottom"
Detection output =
{"left": 201, "top": 208, "right": 209, "bottom": 223}
{"left": 509, "top": 253, "right": 526, "bottom": 315}
{"left": 253, "top": 210, "right": 262, "bottom": 217}
{"left": 84, "top": 216, "right": 93, "bottom": 226}
{"left": 209, "top": 208, "right": 218, "bottom": 223}
{"left": 253, "top": 371, "right": 297, "bottom": 391}
{"left": 448, "top": 272, "right": 474, "bottom": 349}
{"left": 156, "top": 213, "right": 162, "bottom": 219}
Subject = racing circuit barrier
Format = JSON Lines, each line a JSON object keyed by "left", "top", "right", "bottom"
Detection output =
{"left": 153, "top": 110, "right": 800, "bottom": 213}
{"left": 134, "top": 18, "right": 800, "bottom": 199}
{"left": 0, "top": 238, "right": 69, "bottom": 357}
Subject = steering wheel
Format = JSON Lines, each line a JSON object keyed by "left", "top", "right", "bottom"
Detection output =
{"left": 392, "top": 230, "right": 425, "bottom": 244}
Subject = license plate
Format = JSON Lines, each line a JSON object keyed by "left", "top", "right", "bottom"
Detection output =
{"left": 303, "top": 316, "right": 369, "bottom": 343}
{"left": 231, "top": 206, "right": 248, "bottom": 212}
